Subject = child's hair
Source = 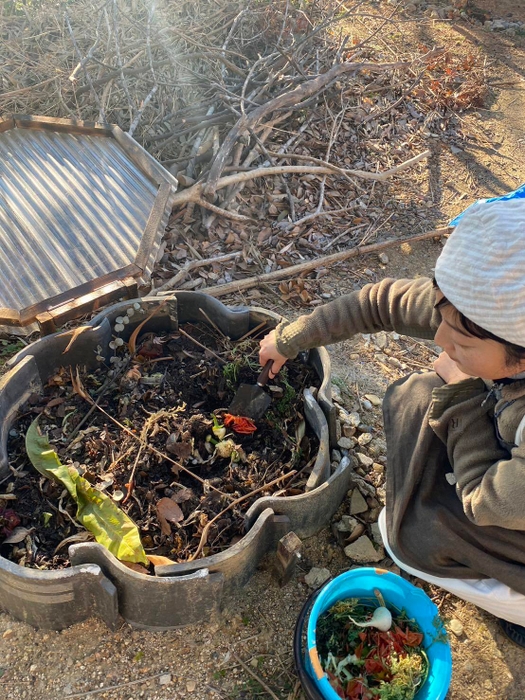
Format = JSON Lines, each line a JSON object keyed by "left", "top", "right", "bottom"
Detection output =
{"left": 432, "top": 279, "right": 525, "bottom": 367}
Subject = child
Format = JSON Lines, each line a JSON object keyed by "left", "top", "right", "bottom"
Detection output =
{"left": 259, "top": 199, "right": 525, "bottom": 647}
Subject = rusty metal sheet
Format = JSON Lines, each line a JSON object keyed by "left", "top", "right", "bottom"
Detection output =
{"left": 0, "top": 128, "right": 159, "bottom": 311}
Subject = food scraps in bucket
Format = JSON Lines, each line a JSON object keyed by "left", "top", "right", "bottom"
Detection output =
{"left": 316, "top": 598, "right": 429, "bottom": 700}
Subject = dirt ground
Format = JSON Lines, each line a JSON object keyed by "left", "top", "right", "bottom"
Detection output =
{"left": 2, "top": 2, "right": 525, "bottom": 699}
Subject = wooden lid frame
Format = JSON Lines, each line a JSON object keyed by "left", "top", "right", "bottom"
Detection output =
{"left": 0, "top": 115, "right": 178, "bottom": 334}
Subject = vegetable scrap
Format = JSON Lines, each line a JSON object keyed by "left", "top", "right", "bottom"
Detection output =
{"left": 222, "top": 413, "right": 258, "bottom": 434}
{"left": 316, "top": 598, "right": 429, "bottom": 700}
{"left": 0, "top": 507, "right": 21, "bottom": 538}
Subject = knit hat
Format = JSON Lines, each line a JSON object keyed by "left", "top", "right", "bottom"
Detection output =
{"left": 434, "top": 198, "right": 525, "bottom": 347}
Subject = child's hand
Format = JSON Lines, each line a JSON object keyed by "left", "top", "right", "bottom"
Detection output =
{"left": 434, "top": 351, "right": 473, "bottom": 383}
{"left": 259, "top": 330, "right": 288, "bottom": 378}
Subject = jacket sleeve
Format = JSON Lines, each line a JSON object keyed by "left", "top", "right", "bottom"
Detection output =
{"left": 429, "top": 381, "right": 525, "bottom": 529}
{"left": 275, "top": 277, "right": 440, "bottom": 358}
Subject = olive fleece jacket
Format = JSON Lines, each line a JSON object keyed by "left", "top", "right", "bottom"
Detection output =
{"left": 275, "top": 278, "right": 525, "bottom": 567}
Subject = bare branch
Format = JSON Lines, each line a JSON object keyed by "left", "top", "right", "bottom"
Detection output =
{"left": 197, "top": 228, "right": 451, "bottom": 299}
{"left": 171, "top": 150, "right": 430, "bottom": 211}
{"left": 204, "top": 59, "right": 410, "bottom": 196}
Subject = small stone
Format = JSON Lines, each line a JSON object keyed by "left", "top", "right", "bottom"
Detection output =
{"left": 342, "top": 424, "right": 356, "bottom": 439}
{"left": 361, "top": 399, "right": 373, "bottom": 410}
{"left": 349, "top": 489, "right": 368, "bottom": 515}
{"left": 370, "top": 522, "right": 383, "bottom": 545}
{"left": 356, "top": 453, "right": 373, "bottom": 468}
{"left": 449, "top": 618, "right": 464, "bottom": 637}
{"left": 374, "top": 331, "right": 388, "bottom": 349}
{"left": 445, "top": 472, "right": 457, "bottom": 485}
{"left": 2, "top": 629, "right": 14, "bottom": 640}
{"left": 186, "top": 679, "right": 196, "bottom": 692}
{"left": 378, "top": 252, "right": 389, "bottom": 264}
{"left": 363, "top": 394, "right": 382, "bottom": 407}
{"left": 464, "top": 661, "right": 474, "bottom": 673}
{"left": 337, "top": 437, "right": 353, "bottom": 450}
{"left": 304, "top": 567, "right": 331, "bottom": 589}
{"left": 159, "top": 674, "right": 171, "bottom": 685}
{"left": 334, "top": 515, "right": 359, "bottom": 533}
{"left": 347, "top": 412, "right": 361, "bottom": 427}
{"left": 372, "top": 462, "right": 384, "bottom": 474}
{"left": 331, "top": 384, "right": 343, "bottom": 404}
{"left": 344, "top": 536, "right": 383, "bottom": 563}
{"left": 338, "top": 406, "right": 350, "bottom": 421}
{"left": 357, "top": 432, "right": 373, "bottom": 446}
{"left": 491, "top": 19, "right": 507, "bottom": 30}
{"left": 387, "top": 357, "right": 403, "bottom": 368}
{"left": 331, "top": 449, "right": 342, "bottom": 463}
{"left": 341, "top": 515, "right": 359, "bottom": 531}
{"left": 355, "top": 478, "right": 376, "bottom": 499}
{"left": 367, "top": 441, "right": 385, "bottom": 457}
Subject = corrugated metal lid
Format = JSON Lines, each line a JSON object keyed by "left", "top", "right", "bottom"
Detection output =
{"left": 0, "top": 116, "right": 177, "bottom": 333}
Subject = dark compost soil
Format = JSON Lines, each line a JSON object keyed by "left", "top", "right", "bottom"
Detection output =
{"left": 0, "top": 323, "right": 319, "bottom": 571}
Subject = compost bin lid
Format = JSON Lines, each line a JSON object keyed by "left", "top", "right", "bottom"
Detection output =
{"left": 0, "top": 115, "right": 178, "bottom": 334}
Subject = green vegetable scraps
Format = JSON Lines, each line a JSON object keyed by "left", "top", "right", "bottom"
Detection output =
{"left": 316, "top": 598, "right": 429, "bottom": 700}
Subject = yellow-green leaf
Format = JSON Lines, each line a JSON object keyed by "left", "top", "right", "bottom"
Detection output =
{"left": 25, "top": 418, "right": 148, "bottom": 566}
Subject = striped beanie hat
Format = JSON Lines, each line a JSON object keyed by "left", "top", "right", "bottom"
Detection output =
{"left": 435, "top": 198, "right": 525, "bottom": 347}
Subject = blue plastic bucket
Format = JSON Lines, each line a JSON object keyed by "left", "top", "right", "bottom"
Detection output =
{"left": 298, "top": 568, "right": 452, "bottom": 700}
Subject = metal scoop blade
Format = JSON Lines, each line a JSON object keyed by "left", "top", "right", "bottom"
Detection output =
{"left": 228, "top": 360, "right": 273, "bottom": 420}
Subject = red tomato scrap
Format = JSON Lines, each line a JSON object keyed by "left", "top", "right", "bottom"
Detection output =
{"left": 223, "top": 413, "right": 257, "bottom": 434}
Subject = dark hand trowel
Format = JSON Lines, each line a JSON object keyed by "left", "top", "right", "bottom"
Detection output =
{"left": 228, "top": 360, "right": 273, "bottom": 420}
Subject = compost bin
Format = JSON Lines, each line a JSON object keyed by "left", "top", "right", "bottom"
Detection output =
{"left": 0, "top": 292, "right": 353, "bottom": 630}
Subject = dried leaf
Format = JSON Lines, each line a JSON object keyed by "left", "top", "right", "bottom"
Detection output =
{"left": 156, "top": 497, "right": 184, "bottom": 536}
{"left": 166, "top": 436, "right": 192, "bottom": 461}
{"left": 299, "top": 289, "right": 311, "bottom": 302}
{"left": 122, "top": 561, "right": 149, "bottom": 574}
{"left": 54, "top": 530, "right": 93, "bottom": 553}
{"left": 62, "top": 326, "right": 91, "bottom": 354}
{"left": 172, "top": 488, "right": 193, "bottom": 503}
{"left": 46, "top": 397, "right": 66, "bottom": 409}
{"left": 2, "top": 526, "right": 32, "bottom": 544}
{"left": 70, "top": 367, "right": 90, "bottom": 402}
{"left": 147, "top": 554, "right": 177, "bottom": 566}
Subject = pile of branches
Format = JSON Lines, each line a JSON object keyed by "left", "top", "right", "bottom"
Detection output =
{"left": 1, "top": 0, "right": 486, "bottom": 294}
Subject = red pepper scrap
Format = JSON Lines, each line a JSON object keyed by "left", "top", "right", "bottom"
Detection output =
{"left": 223, "top": 413, "right": 257, "bottom": 434}
{"left": 0, "top": 507, "right": 21, "bottom": 538}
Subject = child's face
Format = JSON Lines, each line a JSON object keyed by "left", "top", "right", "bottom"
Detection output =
{"left": 434, "top": 292, "right": 525, "bottom": 380}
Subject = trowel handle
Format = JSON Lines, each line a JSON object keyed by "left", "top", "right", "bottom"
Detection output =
{"left": 257, "top": 360, "right": 274, "bottom": 387}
